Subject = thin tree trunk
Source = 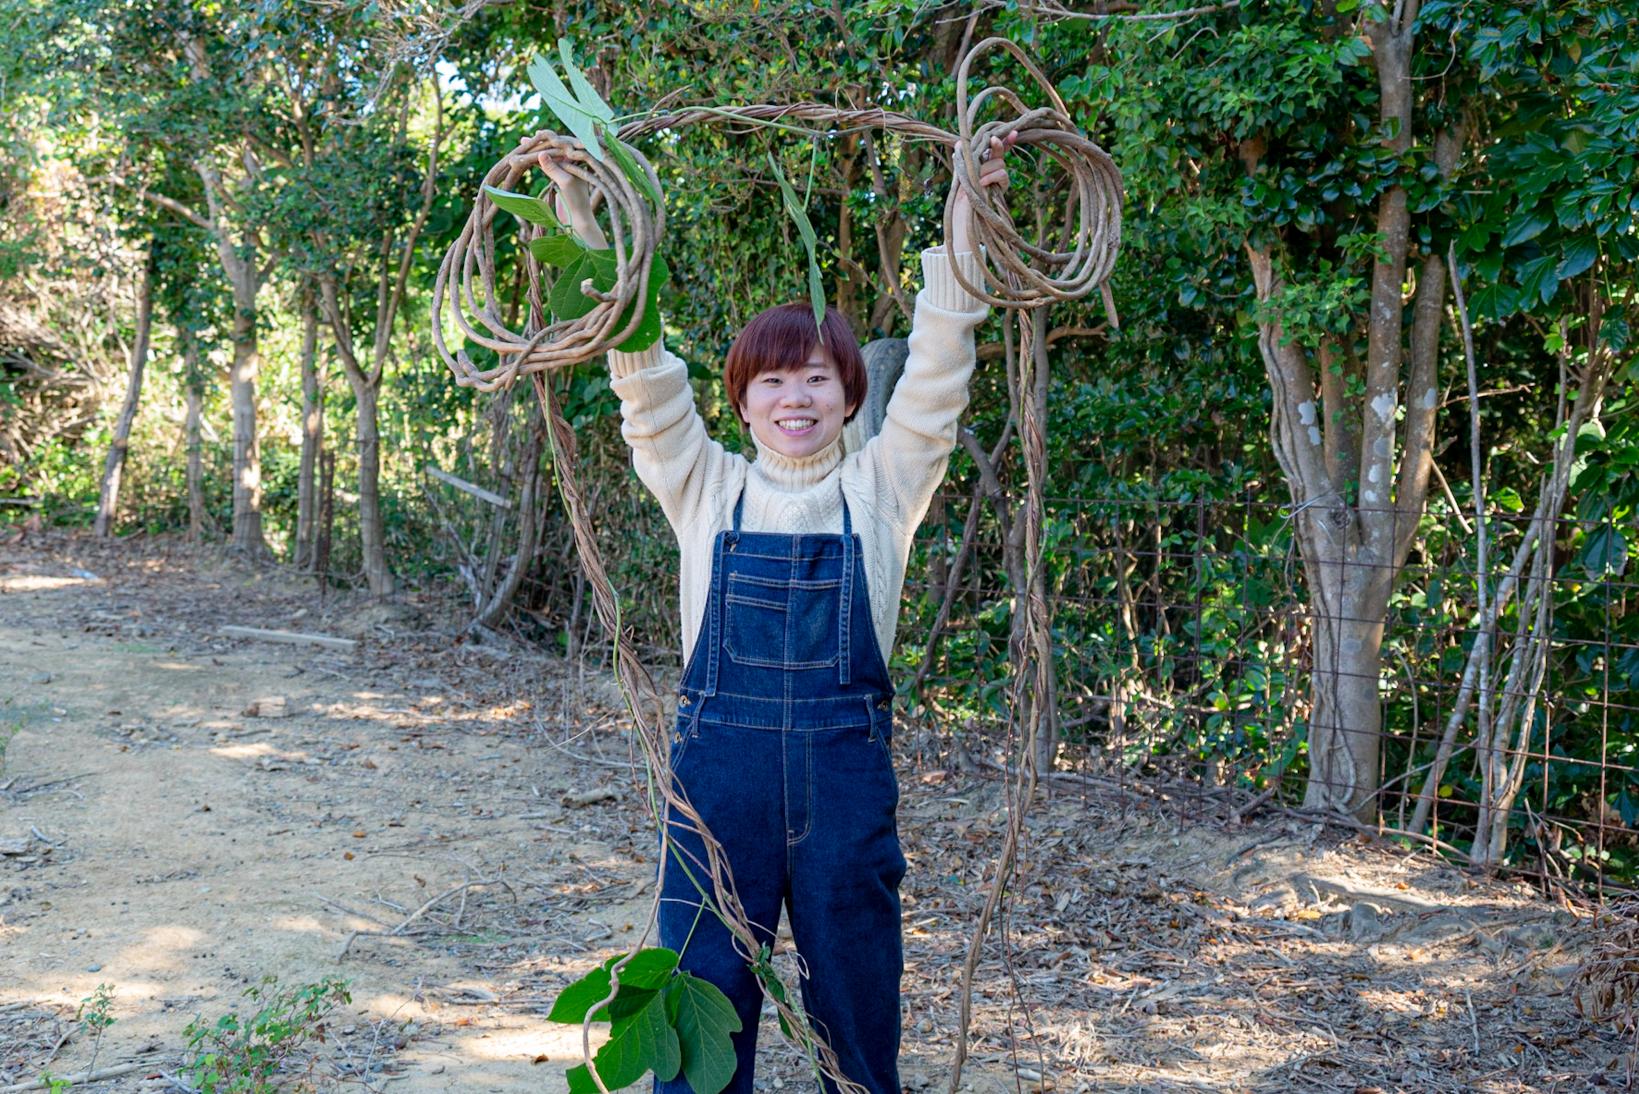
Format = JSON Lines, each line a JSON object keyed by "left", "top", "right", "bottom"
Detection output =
{"left": 182, "top": 331, "right": 208, "bottom": 541}
{"left": 353, "top": 379, "right": 393, "bottom": 596}
{"left": 94, "top": 251, "right": 155, "bottom": 536}
{"left": 295, "top": 293, "right": 324, "bottom": 571}
{"left": 472, "top": 419, "right": 545, "bottom": 630}
{"left": 226, "top": 281, "right": 265, "bottom": 555}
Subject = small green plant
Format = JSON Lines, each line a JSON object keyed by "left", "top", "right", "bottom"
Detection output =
{"left": 38, "top": 1072, "right": 71, "bottom": 1093}
{"left": 75, "top": 982, "right": 117, "bottom": 1072}
{"left": 181, "top": 976, "right": 351, "bottom": 1094}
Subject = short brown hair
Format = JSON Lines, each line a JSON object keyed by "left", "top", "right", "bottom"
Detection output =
{"left": 723, "top": 303, "right": 867, "bottom": 424}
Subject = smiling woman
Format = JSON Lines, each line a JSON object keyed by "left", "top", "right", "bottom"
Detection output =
{"left": 534, "top": 133, "right": 1017, "bottom": 1093}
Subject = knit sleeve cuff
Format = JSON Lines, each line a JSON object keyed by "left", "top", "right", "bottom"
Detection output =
{"left": 921, "top": 247, "right": 988, "bottom": 314}
{"left": 608, "top": 343, "right": 665, "bottom": 379}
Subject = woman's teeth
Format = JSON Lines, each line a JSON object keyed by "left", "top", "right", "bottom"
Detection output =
{"left": 777, "top": 419, "right": 816, "bottom": 432}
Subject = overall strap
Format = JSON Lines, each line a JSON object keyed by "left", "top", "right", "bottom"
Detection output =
{"left": 839, "top": 489, "right": 854, "bottom": 686}
{"left": 731, "top": 489, "right": 745, "bottom": 533}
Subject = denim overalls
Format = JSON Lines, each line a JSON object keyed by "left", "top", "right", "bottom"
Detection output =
{"left": 657, "top": 490, "right": 906, "bottom": 1094}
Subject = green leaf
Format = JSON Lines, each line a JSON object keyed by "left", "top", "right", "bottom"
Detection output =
{"left": 615, "top": 255, "right": 671, "bottom": 353}
{"left": 1500, "top": 204, "right": 1552, "bottom": 247}
{"left": 559, "top": 38, "right": 614, "bottom": 122}
{"left": 807, "top": 259, "right": 826, "bottom": 332}
{"left": 666, "top": 974, "right": 741, "bottom": 1094}
{"left": 1579, "top": 526, "right": 1629, "bottom": 578}
{"left": 547, "top": 949, "right": 681, "bottom": 1024}
{"left": 750, "top": 945, "right": 794, "bottom": 1040}
{"left": 549, "top": 253, "right": 600, "bottom": 321}
{"left": 767, "top": 153, "right": 817, "bottom": 249}
{"left": 1515, "top": 254, "right": 1559, "bottom": 305}
{"left": 592, "top": 992, "right": 681, "bottom": 1088}
{"left": 766, "top": 152, "right": 824, "bottom": 331}
{"left": 527, "top": 55, "right": 605, "bottom": 160}
{"left": 484, "top": 186, "right": 563, "bottom": 229}
{"left": 1555, "top": 235, "right": 1598, "bottom": 280}
{"left": 530, "top": 233, "right": 587, "bottom": 268}
{"left": 601, "top": 125, "right": 662, "bottom": 209}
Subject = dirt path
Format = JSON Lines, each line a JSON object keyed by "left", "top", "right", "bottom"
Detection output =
{"left": 0, "top": 535, "right": 1628, "bottom": 1092}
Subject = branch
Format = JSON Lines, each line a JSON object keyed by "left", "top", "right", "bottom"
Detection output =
{"left": 978, "top": 324, "right": 1107, "bottom": 361}
{"left": 1244, "top": 245, "right": 1335, "bottom": 507}
{"left": 973, "top": 0, "right": 1239, "bottom": 20}
{"left": 111, "top": 179, "right": 211, "bottom": 231}
{"left": 1391, "top": 251, "right": 1445, "bottom": 566}
{"left": 1394, "top": 122, "right": 1466, "bottom": 567}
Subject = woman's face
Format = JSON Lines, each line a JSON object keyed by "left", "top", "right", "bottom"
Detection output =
{"left": 738, "top": 344, "right": 856, "bottom": 461}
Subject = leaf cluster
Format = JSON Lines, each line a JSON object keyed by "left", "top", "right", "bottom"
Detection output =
{"left": 546, "top": 947, "right": 741, "bottom": 1094}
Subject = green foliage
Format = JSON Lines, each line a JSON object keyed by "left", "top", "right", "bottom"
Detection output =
{"left": 181, "top": 976, "right": 351, "bottom": 1094}
{"left": 547, "top": 948, "right": 741, "bottom": 1094}
{"left": 1452, "top": 0, "right": 1639, "bottom": 318}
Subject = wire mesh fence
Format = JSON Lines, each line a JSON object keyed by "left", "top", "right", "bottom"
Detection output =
{"left": 901, "top": 490, "right": 1637, "bottom": 897}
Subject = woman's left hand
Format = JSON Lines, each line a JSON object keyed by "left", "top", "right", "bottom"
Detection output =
{"left": 949, "top": 130, "right": 1018, "bottom": 255}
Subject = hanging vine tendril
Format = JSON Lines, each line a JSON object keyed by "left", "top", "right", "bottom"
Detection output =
{"left": 431, "top": 36, "right": 1122, "bottom": 1092}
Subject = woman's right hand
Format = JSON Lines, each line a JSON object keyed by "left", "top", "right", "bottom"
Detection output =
{"left": 538, "top": 154, "right": 606, "bottom": 249}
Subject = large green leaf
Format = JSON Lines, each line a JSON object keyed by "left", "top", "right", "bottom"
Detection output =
{"left": 576, "top": 992, "right": 680, "bottom": 1090}
{"left": 548, "top": 253, "right": 599, "bottom": 321}
{"left": 530, "top": 233, "right": 587, "bottom": 268}
{"left": 527, "top": 53, "right": 605, "bottom": 161}
{"left": 1500, "top": 204, "right": 1552, "bottom": 247}
{"left": 484, "top": 186, "right": 562, "bottom": 229}
{"left": 547, "top": 948, "right": 680, "bottom": 1024}
{"left": 666, "top": 973, "right": 741, "bottom": 1094}
{"left": 1515, "top": 253, "right": 1560, "bottom": 305}
{"left": 559, "top": 38, "right": 614, "bottom": 122}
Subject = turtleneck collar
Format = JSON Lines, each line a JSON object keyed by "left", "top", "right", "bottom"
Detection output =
{"left": 749, "top": 433, "right": 843, "bottom": 492}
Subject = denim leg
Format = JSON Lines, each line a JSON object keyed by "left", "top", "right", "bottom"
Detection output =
{"left": 785, "top": 726, "right": 906, "bottom": 1094}
{"left": 657, "top": 722, "right": 784, "bottom": 1094}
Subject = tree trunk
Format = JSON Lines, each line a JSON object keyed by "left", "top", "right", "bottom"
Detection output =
{"left": 94, "top": 252, "right": 154, "bottom": 537}
{"left": 227, "top": 285, "right": 265, "bottom": 556}
{"left": 353, "top": 379, "right": 394, "bottom": 596}
{"left": 1303, "top": 585, "right": 1389, "bottom": 816}
{"left": 295, "top": 296, "right": 324, "bottom": 571}
{"left": 181, "top": 331, "right": 208, "bottom": 541}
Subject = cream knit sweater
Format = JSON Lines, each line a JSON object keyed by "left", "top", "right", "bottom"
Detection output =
{"left": 608, "top": 248, "right": 987, "bottom": 664}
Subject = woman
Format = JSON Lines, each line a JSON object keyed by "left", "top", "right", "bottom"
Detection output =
{"left": 549, "top": 132, "right": 1012, "bottom": 1092}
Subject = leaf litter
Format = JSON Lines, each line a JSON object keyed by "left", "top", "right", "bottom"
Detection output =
{"left": 0, "top": 532, "right": 1630, "bottom": 1092}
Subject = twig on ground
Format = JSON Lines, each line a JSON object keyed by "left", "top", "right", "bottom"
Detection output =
{"left": 337, "top": 877, "right": 512, "bottom": 957}
{"left": 0, "top": 1062, "right": 149, "bottom": 1092}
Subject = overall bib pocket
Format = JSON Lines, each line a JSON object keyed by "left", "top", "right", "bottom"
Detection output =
{"left": 723, "top": 572, "right": 842, "bottom": 669}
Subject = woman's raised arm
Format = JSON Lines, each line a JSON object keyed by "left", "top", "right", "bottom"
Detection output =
{"left": 858, "top": 132, "right": 1015, "bottom": 532}
{"left": 539, "top": 157, "right": 734, "bottom": 534}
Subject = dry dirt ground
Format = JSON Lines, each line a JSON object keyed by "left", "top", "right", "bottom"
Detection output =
{"left": 0, "top": 533, "right": 1633, "bottom": 1093}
